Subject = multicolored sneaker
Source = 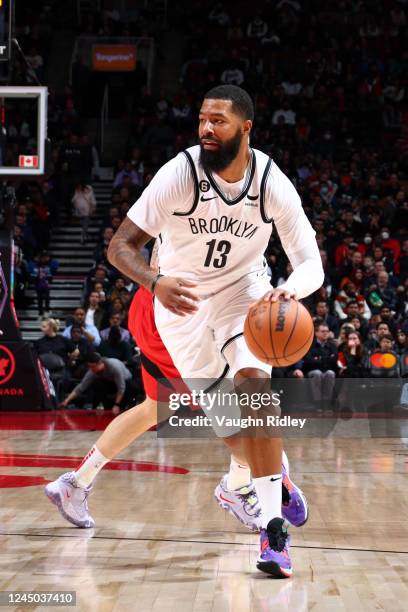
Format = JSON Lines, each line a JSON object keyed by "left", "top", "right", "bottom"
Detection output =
{"left": 281, "top": 465, "right": 309, "bottom": 527}
{"left": 257, "top": 517, "right": 292, "bottom": 578}
{"left": 45, "top": 472, "right": 94, "bottom": 528}
{"left": 214, "top": 475, "right": 261, "bottom": 531}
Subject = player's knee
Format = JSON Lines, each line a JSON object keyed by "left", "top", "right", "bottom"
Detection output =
{"left": 233, "top": 367, "right": 280, "bottom": 420}
{"left": 234, "top": 367, "right": 269, "bottom": 385}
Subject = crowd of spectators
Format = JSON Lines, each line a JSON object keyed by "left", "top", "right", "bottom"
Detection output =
{"left": 118, "top": 0, "right": 408, "bottom": 385}
{"left": 9, "top": 1, "right": 408, "bottom": 410}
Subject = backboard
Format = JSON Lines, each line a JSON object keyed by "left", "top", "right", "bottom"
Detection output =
{"left": 0, "top": 86, "right": 47, "bottom": 176}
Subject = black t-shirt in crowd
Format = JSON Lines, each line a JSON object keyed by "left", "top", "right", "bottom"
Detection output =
{"left": 34, "top": 334, "right": 74, "bottom": 363}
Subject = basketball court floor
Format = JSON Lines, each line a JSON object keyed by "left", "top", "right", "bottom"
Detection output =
{"left": 1, "top": 410, "right": 408, "bottom": 611}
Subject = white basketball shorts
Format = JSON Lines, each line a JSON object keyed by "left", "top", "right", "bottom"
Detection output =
{"left": 154, "top": 271, "right": 273, "bottom": 437}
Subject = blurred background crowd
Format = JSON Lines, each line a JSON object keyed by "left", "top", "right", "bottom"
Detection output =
{"left": 6, "top": 0, "right": 408, "bottom": 409}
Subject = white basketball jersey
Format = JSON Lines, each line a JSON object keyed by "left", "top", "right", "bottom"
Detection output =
{"left": 128, "top": 144, "right": 316, "bottom": 297}
{"left": 159, "top": 146, "right": 272, "bottom": 295}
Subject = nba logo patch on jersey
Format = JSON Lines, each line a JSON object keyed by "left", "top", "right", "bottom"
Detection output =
{"left": 199, "top": 180, "right": 210, "bottom": 192}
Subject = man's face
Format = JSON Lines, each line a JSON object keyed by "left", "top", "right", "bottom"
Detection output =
{"left": 103, "top": 227, "right": 114, "bottom": 242}
{"left": 198, "top": 98, "right": 250, "bottom": 172}
{"left": 89, "top": 292, "right": 99, "bottom": 306}
{"left": 74, "top": 309, "right": 85, "bottom": 324}
{"left": 377, "top": 323, "right": 390, "bottom": 337}
{"left": 316, "top": 325, "right": 330, "bottom": 342}
{"left": 316, "top": 302, "right": 327, "bottom": 316}
{"left": 71, "top": 328, "right": 82, "bottom": 342}
{"left": 352, "top": 252, "right": 362, "bottom": 266}
{"left": 380, "top": 307, "right": 391, "bottom": 319}
{"left": 379, "top": 338, "right": 393, "bottom": 352}
{"left": 347, "top": 303, "right": 359, "bottom": 317}
{"left": 88, "top": 361, "right": 105, "bottom": 373}
{"left": 378, "top": 271, "right": 388, "bottom": 286}
{"left": 95, "top": 270, "right": 106, "bottom": 282}
{"left": 110, "top": 314, "right": 121, "bottom": 327}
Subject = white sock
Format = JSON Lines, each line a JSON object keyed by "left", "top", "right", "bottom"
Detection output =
{"left": 226, "top": 457, "right": 251, "bottom": 490}
{"left": 74, "top": 446, "right": 109, "bottom": 488}
{"left": 253, "top": 474, "right": 282, "bottom": 528}
{"left": 282, "top": 450, "right": 290, "bottom": 475}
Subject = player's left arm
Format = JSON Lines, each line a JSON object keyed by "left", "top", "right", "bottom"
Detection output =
{"left": 263, "top": 163, "right": 324, "bottom": 302}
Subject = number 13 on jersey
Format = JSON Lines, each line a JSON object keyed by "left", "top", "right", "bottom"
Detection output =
{"left": 204, "top": 239, "right": 232, "bottom": 269}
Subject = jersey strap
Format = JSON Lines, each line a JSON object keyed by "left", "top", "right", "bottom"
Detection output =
{"left": 259, "top": 157, "right": 273, "bottom": 224}
{"left": 174, "top": 150, "right": 199, "bottom": 216}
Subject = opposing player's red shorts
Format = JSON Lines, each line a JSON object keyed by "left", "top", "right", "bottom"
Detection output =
{"left": 128, "top": 286, "right": 181, "bottom": 401}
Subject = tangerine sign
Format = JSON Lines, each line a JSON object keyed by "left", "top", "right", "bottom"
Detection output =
{"left": 92, "top": 45, "right": 137, "bottom": 71}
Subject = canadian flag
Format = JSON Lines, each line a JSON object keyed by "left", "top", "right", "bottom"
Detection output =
{"left": 18, "top": 155, "right": 39, "bottom": 168}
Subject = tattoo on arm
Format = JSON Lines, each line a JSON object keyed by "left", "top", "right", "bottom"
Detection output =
{"left": 107, "top": 218, "right": 156, "bottom": 289}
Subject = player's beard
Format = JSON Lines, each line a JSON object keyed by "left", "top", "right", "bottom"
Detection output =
{"left": 199, "top": 128, "right": 243, "bottom": 173}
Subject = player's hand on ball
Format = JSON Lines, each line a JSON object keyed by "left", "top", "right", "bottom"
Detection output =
{"left": 262, "top": 286, "right": 297, "bottom": 303}
{"left": 154, "top": 276, "right": 200, "bottom": 316}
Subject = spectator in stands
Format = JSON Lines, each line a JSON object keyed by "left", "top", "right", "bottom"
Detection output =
{"left": 60, "top": 352, "right": 134, "bottom": 415}
{"left": 27, "top": 250, "right": 58, "bottom": 316}
{"left": 109, "top": 277, "right": 126, "bottom": 302}
{"left": 94, "top": 227, "right": 114, "bottom": 262}
{"left": 63, "top": 307, "right": 101, "bottom": 347}
{"left": 84, "top": 291, "right": 106, "bottom": 330}
{"left": 313, "top": 300, "right": 339, "bottom": 335}
{"left": 378, "top": 334, "right": 395, "bottom": 354}
{"left": 113, "top": 161, "right": 142, "bottom": 189}
{"left": 99, "top": 326, "right": 133, "bottom": 365}
{"left": 337, "top": 331, "right": 367, "bottom": 378}
{"left": 84, "top": 265, "right": 111, "bottom": 299}
{"left": 379, "top": 305, "right": 399, "bottom": 335}
{"left": 100, "top": 313, "right": 131, "bottom": 343}
{"left": 72, "top": 181, "right": 96, "bottom": 244}
{"left": 34, "top": 318, "right": 73, "bottom": 364}
{"left": 342, "top": 300, "right": 369, "bottom": 336}
{"left": 34, "top": 317, "right": 74, "bottom": 400}
{"left": 396, "top": 330, "right": 407, "bottom": 356}
{"left": 67, "top": 324, "right": 92, "bottom": 380}
{"left": 366, "top": 321, "right": 394, "bottom": 352}
{"left": 336, "top": 323, "right": 356, "bottom": 351}
{"left": 367, "top": 271, "right": 397, "bottom": 312}
{"left": 302, "top": 322, "right": 338, "bottom": 410}
{"left": 334, "top": 283, "right": 371, "bottom": 321}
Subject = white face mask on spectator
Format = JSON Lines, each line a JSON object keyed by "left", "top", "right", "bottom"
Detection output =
{"left": 381, "top": 232, "right": 390, "bottom": 240}
{"left": 364, "top": 236, "right": 372, "bottom": 244}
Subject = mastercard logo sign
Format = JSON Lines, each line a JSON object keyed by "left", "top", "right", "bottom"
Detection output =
{"left": 370, "top": 352, "right": 397, "bottom": 369}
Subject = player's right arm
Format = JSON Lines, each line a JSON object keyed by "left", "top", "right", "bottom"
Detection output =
{"left": 108, "top": 154, "right": 200, "bottom": 316}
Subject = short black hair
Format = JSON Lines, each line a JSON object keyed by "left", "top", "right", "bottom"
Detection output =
{"left": 204, "top": 85, "right": 254, "bottom": 121}
{"left": 87, "top": 352, "right": 102, "bottom": 364}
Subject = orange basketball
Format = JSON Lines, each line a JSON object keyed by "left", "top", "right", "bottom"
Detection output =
{"left": 244, "top": 298, "right": 314, "bottom": 367}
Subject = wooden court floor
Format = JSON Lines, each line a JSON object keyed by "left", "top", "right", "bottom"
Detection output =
{"left": 1, "top": 419, "right": 408, "bottom": 611}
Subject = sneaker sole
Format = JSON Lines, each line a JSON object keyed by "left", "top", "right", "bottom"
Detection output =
{"left": 44, "top": 486, "right": 94, "bottom": 529}
{"left": 214, "top": 493, "right": 260, "bottom": 532}
{"left": 256, "top": 560, "right": 293, "bottom": 578}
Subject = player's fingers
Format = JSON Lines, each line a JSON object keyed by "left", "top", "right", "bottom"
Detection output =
{"left": 177, "top": 278, "right": 198, "bottom": 288}
{"left": 271, "top": 290, "right": 292, "bottom": 302}
{"left": 168, "top": 304, "right": 186, "bottom": 317}
{"left": 177, "top": 288, "right": 201, "bottom": 302}
{"left": 174, "top": 297, "right": 199, "bottom": 313}
{"left": 168, "top": 296, "right": 197, "bottom": 314}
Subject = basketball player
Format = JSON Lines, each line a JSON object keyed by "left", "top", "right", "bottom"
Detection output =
{"left": 103, "top": 85, "right": 323, "bottom": 577}
{"left": 45, "top": 281, "right": 308, "bottom": 533}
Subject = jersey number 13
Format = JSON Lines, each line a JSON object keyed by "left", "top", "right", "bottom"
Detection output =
{"left": 204, "top": 239, "right": 232, "bottom": 269}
